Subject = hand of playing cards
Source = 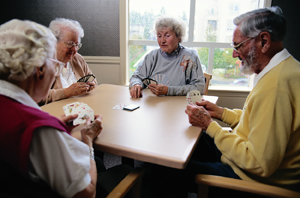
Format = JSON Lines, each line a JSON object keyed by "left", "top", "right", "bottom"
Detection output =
{"left": 186, "top": 90, "right": 202, "bottom": 105}
{"left": 63, "top": 102, "right": 94, "bottom": 125}
{"left": 142, "top": 77, "right": 157, "bottom": 87}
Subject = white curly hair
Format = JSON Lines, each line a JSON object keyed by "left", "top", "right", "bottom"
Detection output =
{"left": 154, "top": 16, "right": 186, "bottom": 43}
{"left": 0, "top": 19, "right": 57, "bottom": 81}
{"left": 49, "top": 18, "right": 84, "bottom": 42}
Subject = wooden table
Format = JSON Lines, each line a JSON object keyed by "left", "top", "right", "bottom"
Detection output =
{"left": 42, "top": 84, "right": 216, "bottom": 169}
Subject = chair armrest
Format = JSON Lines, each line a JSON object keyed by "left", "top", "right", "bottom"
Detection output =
{"left": 195, "top": 174, "right": 300, "bottom": 198}
{"left": 107, "top": 167, "right": 145, "bottom": 198}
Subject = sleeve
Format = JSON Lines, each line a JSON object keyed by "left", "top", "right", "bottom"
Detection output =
{"left": 221, "top": 108, "right": 243, "bottom": 129}
{"left": 79, "top": 56, "right": 98, "bottom": 86}
{"left": 167, "top": 50, "right": 205, "bottom": 95}
{"left": 29, "top": 127, "right": 91, "bottom": 198}
{"left": 206, "top": 88, "right": 292, "bottom": 177}
{"left": 37, "top": 76, "right": 66, "bottom": 106}
{"left": 74, "top": 54, "right": 98, "bottom": 86}
{"left": 129, "top": 53, "right": 154, "bottom": 89}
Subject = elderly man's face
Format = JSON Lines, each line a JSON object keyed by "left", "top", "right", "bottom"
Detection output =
{"left": 157, "top": 28, "right": 180, "bottom": 54}
{"left": 232, "top": 27, "right": 260, "bottom": 75}
{"left": 56, "top": 28, "right": 79, "bottom": 64}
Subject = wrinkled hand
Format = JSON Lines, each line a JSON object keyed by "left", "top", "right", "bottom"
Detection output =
{"left": 64, "top": 82, "right": 90, "bottom": 98}
{"left": 81, "top": 115, "right": 103, "bottom": 147}
{"left": 185, "top": 104, "right": 213, "bottom": 131}
{"left": 87, "top": 81, "right": 96, "bottom": 92}
{"left": 130, "top": 84, "right": 143, "bottom": 98}
{"left": 60, "top": 114, "right": 79, "bottom": 131}
{"left": 148, "top": 84, "right": 168, "bottom": 96}
{"left": 195, "top": 100, "right": 224, "bottom": 119}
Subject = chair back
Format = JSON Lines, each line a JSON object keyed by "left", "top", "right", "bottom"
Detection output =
{"left": 203, "top": 72, "right": 212, "bottom": 95}
{"left": 195, "top": 174, "right": 300, "bottom": 198}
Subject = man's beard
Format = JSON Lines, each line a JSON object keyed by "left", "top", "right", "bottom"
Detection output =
{"left": 240, "top": 46, "right": 259, "bottom": 75}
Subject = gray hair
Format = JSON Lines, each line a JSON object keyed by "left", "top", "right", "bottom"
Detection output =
{"left": 154, "top": 16, "right": 186, "bottom": 43}
{"left": 49, "top": 18, "right": 84, "bottom": 42}
{"left": 233, "top": 6, "right": 286, "bottom": 42}
{"left": 0, "top": 19, "right": 57, "bottom": 81}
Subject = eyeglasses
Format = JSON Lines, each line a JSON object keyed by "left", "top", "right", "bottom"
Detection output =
{"left": 62, "top": 40, "right": 82, "bottom": 50}
{"left": 48, "top": 58, "right": 65, "bottom": 75}
{"left": 231, "top": 37, "right": 254, "bottom": 53}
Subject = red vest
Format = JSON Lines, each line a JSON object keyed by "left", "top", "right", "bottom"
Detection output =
{"left": 0, "top": 94, "right": 70, "bottom": 177}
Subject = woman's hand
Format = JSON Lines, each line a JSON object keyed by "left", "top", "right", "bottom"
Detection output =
{"left": 87, "top": 81, "right": 96, "bottom": 91}
{"left": 81, "top": 115, "right": 103, "bottom": 147}
{"left": 148, "top": 84, "right": 168, "bottom": 96}
{"left": 185, "top": 104, "right": 213, "bottom": 131}
{"left": 130, "top": 84, "right": 143, "bottom": 98}
{"left": 60, "top": 114, "right": 79, "bottom": 131}
{"left": 195, "top": 100, "right": 224, "bottom": 119}
{"left": 64, "top": 82, "right": 90, "bottom": 98}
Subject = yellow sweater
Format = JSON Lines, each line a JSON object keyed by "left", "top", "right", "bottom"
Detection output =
{"left": 207, "top": 56, "right": 300, "bottom": 191}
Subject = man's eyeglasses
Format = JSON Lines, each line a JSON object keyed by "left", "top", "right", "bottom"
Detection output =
{"left": 48, "top": 58, "right": 65, "bottom": 75}
{"left": 231, "top": 37, "right": 254, "bottom": 53}
{"left": 63, "top": 40, "right": 82, "bottom": 50}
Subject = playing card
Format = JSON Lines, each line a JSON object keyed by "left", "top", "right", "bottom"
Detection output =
{"left": 112, "top": 104, "right": 126, "bottom": 110}
{"left": 63, "top": 102, "right": 94, "bottom": 125}
{"left": 186, "top": 90, "right": 202, "bottom": 105}
{"left": 142, "top": 77, "right": 157, "bottom": 87}
{"left": 63, "top": 102, "right": 81, "bottom": 116}
{"left": 77, "top": 74, "right": 96, "bottom": 83}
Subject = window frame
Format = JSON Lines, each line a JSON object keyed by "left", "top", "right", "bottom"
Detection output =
{"left": 120, "top": 0, "right": 272, "bottom": 91}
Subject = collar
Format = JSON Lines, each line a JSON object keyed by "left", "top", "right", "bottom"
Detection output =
{"left": 0, "top": 80, "right": 40, "bottom": 109}
{"left": 254, "top": 49, "right": 291, "bottom": 87}
{"left": 160, "top": 44, "right": 183, "bottom": 58}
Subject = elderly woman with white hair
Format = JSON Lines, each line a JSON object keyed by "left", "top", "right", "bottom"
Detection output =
{"left": 0, "top": 19, "right": 132, "bottom": 198}
{"left": 38, "top": 18, "right": 97, "bottom": 105}
{"left": 129, "top": 16, "right": 205, "bottom": 98}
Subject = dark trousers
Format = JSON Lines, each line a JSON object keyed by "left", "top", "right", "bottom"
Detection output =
{"left": 95, "top": 157, "right": 133, "bottom": 198}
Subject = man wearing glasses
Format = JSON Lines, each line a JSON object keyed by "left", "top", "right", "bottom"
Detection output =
{"left": 38, "top": 18, "right": 97, "bottom": 105}
{"left": 149, "top": 6, "right": 300, "bottom": 197}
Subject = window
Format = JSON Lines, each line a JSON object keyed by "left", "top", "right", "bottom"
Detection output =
{"left": 123, "top": 0, "right": 271, "bottom": 89}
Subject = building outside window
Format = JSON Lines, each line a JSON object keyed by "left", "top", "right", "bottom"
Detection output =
{"left": 126, "top": 0, "right": 271, "bottom": 89}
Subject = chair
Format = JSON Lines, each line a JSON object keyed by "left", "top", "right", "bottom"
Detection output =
{"left": 203, "top": 72, "right": 212, "bottom": 95}
{"left": 195, "top": 174, "right": 300, "bottom": 198}
{"left": 107, "top": 167, "right": 145, "bottom": 198}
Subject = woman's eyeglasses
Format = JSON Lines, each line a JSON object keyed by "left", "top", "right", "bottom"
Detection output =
{"left": 62, "top": 40, "right": 82, "bottom": 50}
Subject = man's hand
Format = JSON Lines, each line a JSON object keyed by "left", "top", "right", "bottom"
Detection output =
{"left": 130, "top": 84, "right": 143, "bottom": 98}
{"left": 148, "top": 84, "right": 168, "bottom": 96}
{"left": 195, "top": 100, "right": 224, "bottom": 119}
{"left": 185, "top": 104, "right": 213, "bottom": 131}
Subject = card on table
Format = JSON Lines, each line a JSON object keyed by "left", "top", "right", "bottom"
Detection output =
{"left": 63, "top": 102, "right": 94, "bottom": 125}
{"left": 186, "top": 90, "right": 202, "bottom": 105}
{"left": 112, "top": 104, "right": 126, "bottom": 110}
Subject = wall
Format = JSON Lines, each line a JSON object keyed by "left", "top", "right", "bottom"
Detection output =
{"left": 272, "top": 0, "right": 300, "bottom": 61}
{"left": 1, "top": 0, "right": 120, "bottom": 56}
